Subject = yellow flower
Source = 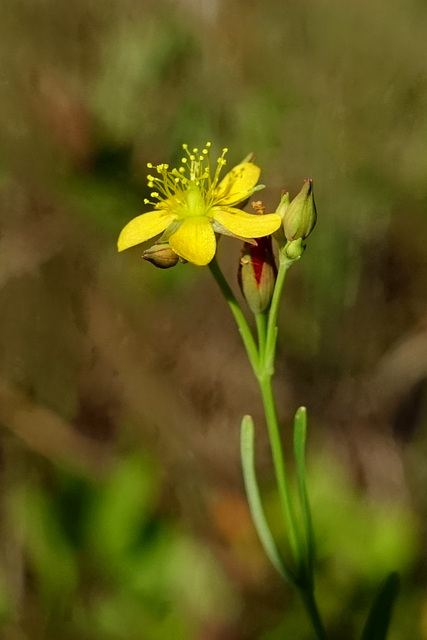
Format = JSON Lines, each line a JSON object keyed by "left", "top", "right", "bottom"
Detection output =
{"left": 117, "top": 143, "right": 282, "bottom": 266}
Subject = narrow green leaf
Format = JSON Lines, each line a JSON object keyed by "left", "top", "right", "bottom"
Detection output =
{"left": 240, "top": 415, "right": 297, "bottom": 586}
{"left": 293, "top": 406, "right": 315, "bottom": 571}
{"left": 360, "top": 572, "right": 400, "bottom": 640}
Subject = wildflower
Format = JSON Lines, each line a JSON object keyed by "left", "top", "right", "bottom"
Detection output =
{"left": 117, "top": 144, "right": 281, "bottom": 266}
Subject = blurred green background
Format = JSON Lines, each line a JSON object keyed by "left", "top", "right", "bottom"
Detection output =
{"left": 1, "top": 0, "right": 427, "bottom": 638}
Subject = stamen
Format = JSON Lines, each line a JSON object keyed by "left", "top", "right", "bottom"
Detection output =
{"left": 143, "top": 142, "right": 240, "bottom": 215}
{"left": 251, "top": 200, "right": 265, "bottom": 215}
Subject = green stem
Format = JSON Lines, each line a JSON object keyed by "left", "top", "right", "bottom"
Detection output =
{"left": 209, "top": 254, "right": 328, "bottom": 640}
{"left": 300, "top": 588, "right": 329, "bottom": 640}
{"left": 255, "top": 312, "right": 267, "bottom": 358}
{"left": 258, "top": 373, "right": 303, "bottom": 571}
{"left": 264, "top": 259, "right": 290, "bottom": 374}
{"left": 209, "top": 256, "right": 259, "bottom": 374}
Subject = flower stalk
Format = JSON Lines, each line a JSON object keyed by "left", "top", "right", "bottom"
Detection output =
{"left": 210, "top": 250, "right": 328, "bottom": 639}
{"left": 208, "top": 180, "right": 327, "bottom": 638}
{"left": 119, "top": 144, "right": 400, "bottom": 640}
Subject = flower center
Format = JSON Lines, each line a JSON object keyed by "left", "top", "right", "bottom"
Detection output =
{"left": 184, "top": 183, "right": 206, "bottom": 217}
{"left": 143, "top": 143, "right": 229, "bottom": 218}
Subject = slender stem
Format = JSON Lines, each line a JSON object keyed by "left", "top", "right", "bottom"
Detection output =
{"left": 209, "top": 254, "right": 328, "bottom": 640}
{"left": 255, "top": 312, "right": 267, "bottom": 360}
{"left": 258, "top": 374, "right": 303, "bottom": 570}
{"left": 209, "top": 257, "right": 259, "bottom": 374}
{"left": 299, "top": 588, "right": 329, "bottom": 640}
{"left": 264, "top": 259, "right": 290, "bottom": 374}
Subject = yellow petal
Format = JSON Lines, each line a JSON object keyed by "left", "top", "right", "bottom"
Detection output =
{"left": 117, "top": 210, "right": 176, "bottom": 252}
{"left": 215, "top": 162, "right": 261, "bottom": 205}
{"left": 211, "top": 208, "right": 282, "bottom": 238}
{"left": 169, "top": 217, "right": 216, "bottom": 266}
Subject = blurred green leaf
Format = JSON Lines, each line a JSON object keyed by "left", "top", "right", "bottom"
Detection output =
{"left": 86, "top": 453, "right": 159, "bottom": 565}
{"left": 17, "top": 486, "right": 79, "bottom": 602}
{"left": 92, "top": 17, "right": 196, "bottom": 143}
{"left": 360, "top": 572, "right": 400, "bottom": 640}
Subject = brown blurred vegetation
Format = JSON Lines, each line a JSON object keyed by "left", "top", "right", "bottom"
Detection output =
{"left": 1, "top": 0, "right": 427, "bottom": 638}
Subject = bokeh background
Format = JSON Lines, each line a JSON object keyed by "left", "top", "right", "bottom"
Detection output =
{"left": 1, "top": 0, "right": 427, "bottom": 638}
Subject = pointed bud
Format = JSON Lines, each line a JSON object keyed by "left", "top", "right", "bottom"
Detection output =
{"left": 274, "top": 191, "right": 290, "bottom": 246}
{"left": 142, "top": 242, "right": 179, "bottom": 269}
{"left": 238, "top": 236, "right": 277, "bottom": 314}
{"left": 282, "top": 179, "right": 317, "bottom": 241}
{"left": 240, "top": 151, "right": 256, "bottom": 164}
{"left": 275, "top": 191, "right": 290, "bottom": 220}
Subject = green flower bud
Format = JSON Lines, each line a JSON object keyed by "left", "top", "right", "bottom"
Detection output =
{"left": 274, "top": 191, "right": 290, "bottom": 246}
{"left": 275, "top": 191, "right": 290, "bottom": 220}
{"left": 283, "top": 237, "right": 305, "bottom": 260}
{"left": 238, "top": 236, "right": 277, "bottom": 314}
{"left": 142, "top": 242, "right": 179, "bottom": 269}
{"left": 282, "top": 179, "right": 317, "bottom": 241}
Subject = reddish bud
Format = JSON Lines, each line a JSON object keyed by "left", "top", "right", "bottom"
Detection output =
{"left": 238, "top": 236, "right": 277, "bottom": 314}
{"left": 142, "top": 242, "right": 179, "bottom": 269}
